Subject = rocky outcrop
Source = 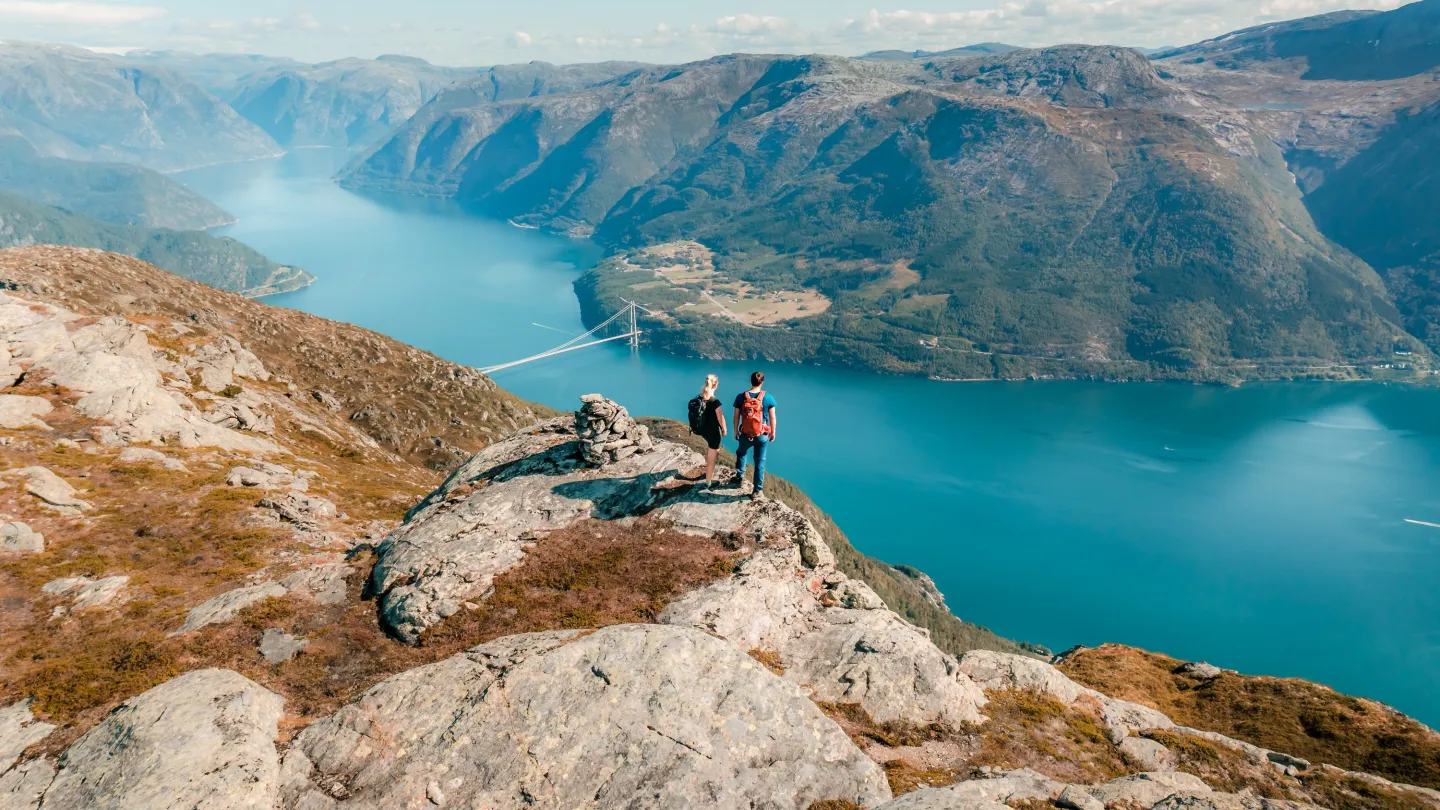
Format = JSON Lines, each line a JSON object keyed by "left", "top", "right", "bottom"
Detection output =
{"left": 2, "top": 467, "right": 92, "bottom": 516}
{"left": 280, "top": 625, "right": 891, "bottom": 809}
{"left": 0, "top": 521, "right": 43, "bottom": 552}
{"left": 576, "top": 393, "right": 654, "bottom": 465}
{"left": 0, "top": 701, "right": 54, "bottom": 772}
{"left": 49, "top": 575, "right": 129, "bottom": 613}
{"left": 257, "top": 629, "right": 308, "bottom": 664}
{"left": 872, "top": 768, "right": 1323, "bottom": 810}
{"left": 38, "top": 669, "right": 283, "bottom": 810}
{"left": 0, "top": 395, "right": 51, "bottom": 430}
{"left": 0, "top": 295, "right": 279, "bottom": 453}
{"left": 174, "top": 562, "right": 351, "bottom": 634}
{"left": 368, "top": 399, "right": 990, "bottom": 732}
{"left": 958, "top": 650, "right": 1174, "bottom": 742}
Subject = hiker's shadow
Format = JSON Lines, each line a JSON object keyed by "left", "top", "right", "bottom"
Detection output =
{"left": 552, "top": 472, "right": 750, "bottom": 519}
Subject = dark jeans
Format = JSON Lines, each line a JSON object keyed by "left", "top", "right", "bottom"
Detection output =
{"left": 735, "top": 432, "right": 770, "bottom": 491}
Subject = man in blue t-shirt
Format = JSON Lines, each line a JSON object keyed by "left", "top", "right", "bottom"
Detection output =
{"left": 732, "top": 370, "right": 777, "bottom": 501}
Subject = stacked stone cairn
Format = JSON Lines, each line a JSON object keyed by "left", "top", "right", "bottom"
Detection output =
{"left": 576, "top": 394, "right": 654, "bottom": 466}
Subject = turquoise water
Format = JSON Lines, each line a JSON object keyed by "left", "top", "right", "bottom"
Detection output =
{"left": 180, "top": 149, "right": 1440, "bottom": 726}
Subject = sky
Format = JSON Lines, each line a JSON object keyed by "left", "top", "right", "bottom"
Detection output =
{"left": 0, "top": 0, "right": 1407, "bottom": 65}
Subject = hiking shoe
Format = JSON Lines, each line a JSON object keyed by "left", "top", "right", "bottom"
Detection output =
{"left": 751, "top": 490, "right": 766, "bottom": 502}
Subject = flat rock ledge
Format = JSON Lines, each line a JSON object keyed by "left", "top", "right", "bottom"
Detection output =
{"left": 872, "top": 768, "right": 1326, "bottom": 809}
{"left": 282, "top": 624, "right": 891, "bottom": 809}
{"left": 370, "top": 399, "right": 989, "bottom": 728}
{"left": 20, "top": 669, "right": 283, "bottom": 810}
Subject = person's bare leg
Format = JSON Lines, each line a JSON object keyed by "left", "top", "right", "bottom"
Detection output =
{"left": 705, "top": 448, "right": 718, "bottom": 485}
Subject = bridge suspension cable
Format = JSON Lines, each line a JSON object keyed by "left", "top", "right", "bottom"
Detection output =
{"left": 479, "top": 300, "right": 647, "bottom": 374}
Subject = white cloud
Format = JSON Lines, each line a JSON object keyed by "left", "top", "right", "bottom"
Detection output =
{"left": 509, "top": 30, "right": 532, "bottom": 47}
{"left": 0, "top": 1, "right": 165, "bottom": 24}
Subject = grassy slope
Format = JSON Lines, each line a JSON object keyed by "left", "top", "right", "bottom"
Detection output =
{"left": 641, "top": 417, "right": 1042, "bottom": 658}
{"left": 1058, "top": 644, "right": 1440, "bottom": 790}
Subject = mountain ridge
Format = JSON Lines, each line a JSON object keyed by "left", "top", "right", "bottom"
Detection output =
{"left": 343, "top": 46, "right": 1424, "bottom": 382}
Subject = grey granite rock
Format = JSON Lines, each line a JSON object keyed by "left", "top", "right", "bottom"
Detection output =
{"left": 369, "top": 418, "right": 697, "bottom": 642}
{"left": 957, "top": 649, "right": 1173, "bottom": 741}
{"left": 39, "top": 669, "right": 282, "bottom": 810}
{"left": 1091, "top": 771, "right": 1213, "bottom": 806}
{"left": 661, "top": 539, "right": 986, "bottom": 728}
{"left": 175, "top": 581, "right": 289, "bottom": 634}
{"left": 3, "top": 467, "right": 92, "bottom": 515}
{"left": 0, "top": 757, "right": 55, "bottom": 810}
{"left": 69, "top": 576, "right": 128, "bottom": 611}
{"left": 1055, "top": 784, "right": 1104, "bottom": 810}
{"left": 1177, "top": 661, "right": 1224, "bottom": 679}
{"left": 176, "top": 562, "right": 351, "bottom": 634}
{"left": 1120, "top": 735, "right": 1178, "bottom": 771}
{"left": 0, "top": 521, "right": 43, "bottom": 553}
{"left": 258, "top": 628, "right": 308, "bottom": 663}
{"left": 0, "top": 701, "right": 55, "bottom": 772}
{"left": 281, "top": 624, "right": 891, "bottom": 810}
{"left": 0, "top": 396, "right": 51, "bottom": 430}
{"left": 874, "top": 768, "right": 1065, "bottom": 808}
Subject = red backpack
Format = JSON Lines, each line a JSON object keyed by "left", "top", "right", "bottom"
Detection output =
{"left": 738, "top": 390, "right": 770, "bottom": 438}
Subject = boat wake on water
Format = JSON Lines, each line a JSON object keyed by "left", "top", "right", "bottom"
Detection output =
{"left": 1404, "top": 519, "right": 1440, "bottom": 529}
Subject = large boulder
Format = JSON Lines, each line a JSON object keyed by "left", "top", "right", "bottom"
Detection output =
{"left": 0, "top": 521, "right": 43, "bottom": 553}
{"left": 281, "top": 624, "right": 891, "bottom": 809}
{"left": 0, "top": 701, "right": 54, "bottom": 772}
{"left": 3, "top": 467, "right": 92, "bottom": 515}
{"left": 39, "top": 669, "right": 282, "bottom": 810}
{"left": 958, "top": 650, "right": 1173, "bottom": 741}
{"left": 661, "top": 538, "right": 988, "bottom": 728}
{"left": 0, "top": 395, "right": 52, "bottom": 430}
{"left": 368, "top": 418, "right": 698, "bottom": 642}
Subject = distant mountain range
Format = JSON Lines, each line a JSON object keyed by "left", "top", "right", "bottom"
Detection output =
{"left": 0, "top": 134, "right": 232, "bottom": 231}
{"left": 0, "top": 191, "right": 312, "bottom": 296}
{"left": 0, "top": 42, "right": 283, "bottom": 172}
{"left": 0, "top": 3, "right": 1438, "bottom": 380}
{"left": 341, "top": 43, "right": 1426, "bottom": 381}
{"left": 859, "top": 43, "right": 1019, "bottom": 61}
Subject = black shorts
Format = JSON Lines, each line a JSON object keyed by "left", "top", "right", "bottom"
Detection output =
{"left": 700, "top": 427, "right": 723, "bottom": 450}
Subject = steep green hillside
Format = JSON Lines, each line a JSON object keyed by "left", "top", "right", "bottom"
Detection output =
{"left": 1155, "top": 0, "right": 1440, "bottom": 355}
{"left": 0, "top": 192, "right": 310, "bottom": 296}
{"left": 347, "top": 48, "right": 1421, "bottom": 381}
{"left": 0, "top": 135, "right": 232, "bottom": 231}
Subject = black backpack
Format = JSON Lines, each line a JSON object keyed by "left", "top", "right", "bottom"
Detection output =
{"left": 687, "top": 396, "right": 706, "bottom": 434}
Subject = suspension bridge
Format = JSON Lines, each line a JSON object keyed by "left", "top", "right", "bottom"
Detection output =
{"left": 479, "top": 300, "right": 649, "bottom": 374}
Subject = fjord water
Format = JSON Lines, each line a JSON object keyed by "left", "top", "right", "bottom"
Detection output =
{"left": 180, "top": 150, "right": 1440, "bottom": 726}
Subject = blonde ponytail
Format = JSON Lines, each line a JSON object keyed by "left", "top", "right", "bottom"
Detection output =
{"left": 700, "top": 374, "right": 719, "bottom": 401}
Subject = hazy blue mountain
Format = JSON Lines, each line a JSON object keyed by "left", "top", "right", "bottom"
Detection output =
{"left": 226, "top": 57, "right": 486, "bottom": 148}
{"left": 859, "top": 43, "right": 1020, "bottom": 61}
{"left": 344, "top": 48, "right": 1417, "bottom": 381}
{"left": 120, "top": 50, "right": 306, "bottom": 97}
{"left": 0, "top": 191, "right": 309, "bottom": 296}
{"left": 0, "top": 42, "right": 283, "bottom": 172}
{"left": 1158, "top": 0, "right": 1440, "bottom": 79}
{"left": 0, "top": 134, "right": 232, "bottom": 231}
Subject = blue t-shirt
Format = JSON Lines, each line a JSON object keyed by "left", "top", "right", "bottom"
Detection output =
{"left": 733, "top": 391, "right": 777, "bottom": 425}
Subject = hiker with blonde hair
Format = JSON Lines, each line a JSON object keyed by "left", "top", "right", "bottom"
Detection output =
{"left": 686, "top": 373, "right": 728, "bottom": 488}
